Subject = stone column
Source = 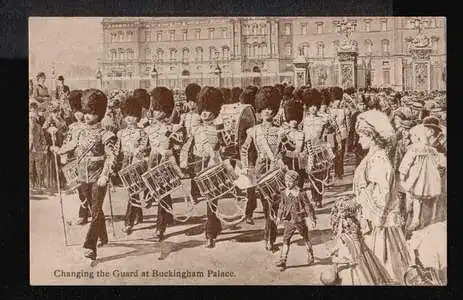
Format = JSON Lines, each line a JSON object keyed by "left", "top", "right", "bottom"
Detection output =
{"left": 293, "top": 55, "right": 309, "bottom": 88}
{"left": 409, "top": 37, "right": 432, "bottom": 91}
{"left": 337, "top": 49, "right": 358, "bottom": 89}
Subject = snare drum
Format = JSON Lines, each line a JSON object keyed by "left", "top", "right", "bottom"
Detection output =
{"left": 256, "top": 168, "right": 286, "bottom": 202}
{"left": 141, "top": 160, "right": 183, "bottom": 201}
{"left": 193, "top": 163, "right": 235, "bottom": 199}
{"left": 118, "top": 160, "right": 148, "bottom": 196}
{"left": 305, "top": 140, "right": 335, "bottom": 175}
{"left": 62, "top": 159, "right": 79, "bottom": 190}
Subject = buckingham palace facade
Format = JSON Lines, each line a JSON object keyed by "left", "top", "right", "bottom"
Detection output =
{"left": 100, "top": 17, "right": 446, "bottom": 91}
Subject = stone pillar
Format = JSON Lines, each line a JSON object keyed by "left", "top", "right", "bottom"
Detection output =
{"left": 409, "top": 35, "right": 432, "bottom": 91}
{"left": 293, "top": 55, "right": 309, "bottom": 88}
{"left": 337, "top": 49, "right": 358, "bottom": 89}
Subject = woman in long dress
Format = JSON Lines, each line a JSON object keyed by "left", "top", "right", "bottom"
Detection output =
{"left": 353, "top": 110, "right": 412, "bottom": 284}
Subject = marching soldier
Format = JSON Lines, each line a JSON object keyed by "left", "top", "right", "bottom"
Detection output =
{"left": 144, "top": 87, "right": 180, "bottom": 242}
{"left": 60, "top": 90, "right": 92, "bottom": 225}
{"left": 302, "top": 88, "right": 331, "bottom": 208}
{"left": 117, "top": 96, "right": 149, "bottom": 235}
{"left": 280, "top": 99, "right": 306, "bottom": 189}
{"left": 240, "top": 86, "right": 284, "bottom": 251}
{"left": 51, "top": 89, "right": 117, "bottom": 261}
{"left": 189, "top": 87, "right": 225, "bottom": 248}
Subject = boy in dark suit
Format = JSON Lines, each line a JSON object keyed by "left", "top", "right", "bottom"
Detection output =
{"left": 276, "top": 170, "right": 317, "bottom": 270}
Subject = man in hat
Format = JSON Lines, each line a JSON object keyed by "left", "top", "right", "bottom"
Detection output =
{"left": 144, "top": 87, "right": 179, "bottom": 242}
{"left": 423, "top": 116, "right": 446, "bottom": 154}
{"left": 189, "top": 86, "right": 225, "bottom": 248}
{"left": 117, "top": 96, "right": 149, "bottom": 235}
{"left": 241, "top": 86, "right": 284, "bottom": 251}
{"left": 29, "top": 102, "right": 47, "bottom": 192}
{"left": 51, "top": 89, "right": 117, "bottom": 261}
{"left": 54, "top": 75, "right": 70, "bottom": 103}
{"left": 410, "top": 99, "right": 425, "bottom": 121}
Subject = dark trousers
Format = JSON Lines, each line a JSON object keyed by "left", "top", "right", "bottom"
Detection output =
{"left": 245, "top": 187, "right": 257, "bottom": 218}
{"left": 157, "top": 195, "right": 174, "bottom": 234}
{"left": 205, "top": 198, "right": 222, "bottom": 239}
{"left": 124, "top": 193, "right": 143, "bottom": 227}
{"left": 261, "top": 196, "right": 279, "bottom": 244}
{"left": 77, "top": 185, "right": 91, "bottom": 219}
{"left": 29, "top": 151, "right": 46, "bottom": 188}
{"left": 81, "top": 182, "right": 108, "bottom": 251}
{"left": 282, "top": 220, "right": 311, "bottom": 245}
{"left": 309, "top": 170, "right": 327, "bottom": 205}
{"left": 334, "top": 139, "right": 346, "bottom": 178}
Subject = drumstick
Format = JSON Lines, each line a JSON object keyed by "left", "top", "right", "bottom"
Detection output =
{"left": 51, "top": 131, "right": 69, "bottom": 246}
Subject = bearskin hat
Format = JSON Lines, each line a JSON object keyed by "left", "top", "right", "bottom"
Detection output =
{"left": 254, "top": 86, "right": 281, "bottom": 115}
{"left": 302, "top": 88, "right": 322, "bottom": 108}
{"left": 133, "top": 88, "right": 150, "bottom": 110}
{"left": 320, "top": 88, "right": 331, "bottom": 106}
{"left": 240, "top": 85, "right": 258, "bottom": 108}
{"left": 197, "top": 86, "right": 224, "bottom": 116}
{"left": 274, "top": 84, "right": 284, "bottom": 98}
{"left": 81, "top": 89, "right": 108, "bottom": 122}
{"left": 121, "top": 95, "right": 142, "bottom": 120}
{"left": 220, "top": 87, "right": 231, "bottom": 104}
{"left": 68, "top": 89, "right": 83, "bottom": 112}
{"left": 330, "top": 86, "right": 343, "bottom": 101}
{"left": 151, "top": 87, "right": 174, "bottom": 116}
{"left": 231, "top": 87, "right": 243, "bottom": 104}
{"left": 292, "top": 87, "right": 304, "bottom": 102}
{"left": 284, "top": 99, "right": 304, "bottom": 123}
{"left": 185, "top": 83, "right": 201, "bottom": 102}
{"left": 283, "top": 85, "right": 295, "bottom": 99}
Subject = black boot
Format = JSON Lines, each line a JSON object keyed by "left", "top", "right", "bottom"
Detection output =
{"left": 244, "top": 216, "right": 254, "bottom": 225}
{"left": 122, "top": 225, "right": 133, "bottom": 235}
{"left": 84, "top": 248, "right": 96, "bottom": 261}
{"left": 206, "top": 238, "right": 215, "bottom": 248}
{"left": 153, "top": 230, "right": 164, "bottom": 242}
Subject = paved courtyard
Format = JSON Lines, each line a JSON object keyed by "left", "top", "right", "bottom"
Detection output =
{"left": 30, "top": 155, "right": 356, "bottom": 285}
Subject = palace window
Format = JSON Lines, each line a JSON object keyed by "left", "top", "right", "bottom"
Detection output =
{"left": 111, "top": 33, "right": 117, "bottom": 43}
{"left": 252, "top": 24, "right": 257, "bottom": 35}
{"left": 381, "top": 19, "right": 387, "bottom": 31}
{"left": 332, "top": 40, "right": 340, "bottom": 52}
{"left": 195, "top": 47, "right": 203, "bottom": 62}
{"left": 431, "top": 37, "right": 439, "bottom": 52}
{"left": 223, "top": 28, "right": 228, "bottom": 39}
{"left": 110, "top": 49, "right": 116, "bottom": 61}
{"left": 118, "top": 31, "right": 124, "bottom": 41}
{"left": 316, "top": 22, "right": 323, "bottom": 34}
{"left": 118, "top": 48, "right": 125, "bottom": 60}
{"left": 156, "top": 49, "right": 164, "bottom": 62}
{"left": 145, "top": 48, "right": 151, "bottom": 60}
{"left": 365, "top": 20, "right": 371, "bottom": 32}
{"left": 170, "top": 48, "right": 177, "bottom": 61}
{"left": 383, "top": 69, "right": 390, "bottom": 84}
{"left": 317, "top": 42, "right": 324, "bottom": 57}
{"left": 284, "top": 23, "right": 291, "bottom": 35}
{"left": 252, "top": 43, "right": 258, "bottom": 58}
{"left": 381, "top": 39, "right": 390, "bottom": 55}
{"left": 170, "top": 30, "right": 175, "bottom": 41}
{"left": 222, "top": 46, "right": 230, "bottom": 60}
{"left": 285, "top": 43, "right": 292, "bottom": 56}
{"left": 183, "top": 30, "right": 188, "bottom": 41}
{"left": 156, "top": 31, "right": 162, "bottom": 41}
{"left": 127, "top": 48, "right": 134, "bottom": 60}
{"left": 195, "top": 29, "right": 201, "bottom": 40}
{"left": 300, "top": 44, "right": 310, "bottom": 57}
{"left": 208, "top": 28, "right": 215, "bottom": 39}
{"left": 301, "top": 23, "right": 308, "bottom": 35}
{"left": 209, "top": 47, "right": 217, "bottom": 61}
{"left": 182, "top": 48, "right": 189, "bottom": 62}
{"left": 126, "top": 31, "right": 134, "bottom": 42}
{"left": 365, "top": 39, "right": 373, "bottom": 54}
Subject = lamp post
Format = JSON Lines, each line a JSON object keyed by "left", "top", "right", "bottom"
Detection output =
{"left": 214, "top": 51, "right": 222, "bottom": 87}
{"left": 151, "top": 64, "right": 158, "bottom": 88}
{"left": 96, "top": 69, "right": 103, "bottom": 90}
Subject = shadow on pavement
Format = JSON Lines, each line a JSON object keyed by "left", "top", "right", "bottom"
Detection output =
{"left": 93, "top": 239, "right": 206, "bottom": 265}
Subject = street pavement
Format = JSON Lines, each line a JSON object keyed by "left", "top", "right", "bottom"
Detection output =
{"left": 30, "top": 154, "right": 356, "bottom": 285}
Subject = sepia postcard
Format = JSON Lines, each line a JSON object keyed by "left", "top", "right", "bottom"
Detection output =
{"left": 29, "top": 16, "right": 447, "bottom": 285}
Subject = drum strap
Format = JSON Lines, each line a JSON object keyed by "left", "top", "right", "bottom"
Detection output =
{"left": 75, "top": 128, "right": 105, "bottom": 164}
